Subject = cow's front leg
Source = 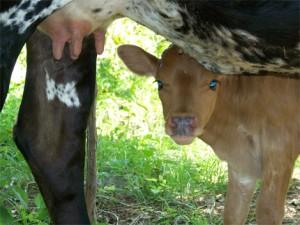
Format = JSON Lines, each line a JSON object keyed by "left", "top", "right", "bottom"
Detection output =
{"left": 256, "top": 151, "right": 296, "bottom": 225}
{"left": 224, "top": 167, "right": 256, "bottom": 225}
{"left": 13, "top": 30, "right": 97, "bottom": 224}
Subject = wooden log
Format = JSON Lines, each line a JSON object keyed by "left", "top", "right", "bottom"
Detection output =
{"left": 85, "top": 85, "right": 97, "bottom": 222}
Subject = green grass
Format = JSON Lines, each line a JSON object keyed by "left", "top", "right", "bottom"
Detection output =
{"left": 295, "top": 160, "right": 300, "bottom": 168}
{"left": 0, "top": 82, "right": 48, "bottom": 225}
{"left": 0, "top": 18, "right": 299, "bottom": 225}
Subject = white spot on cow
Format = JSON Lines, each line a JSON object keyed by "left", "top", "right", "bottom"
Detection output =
{"left": 237, "top": 125, "right": 248, "bottom": 134}
{"left": 231, "top": 169, "right": 256, "bottom": 186}
{"left": 233, "top": 29, "right": 259, "bottom": 42}
{"left": 271, "top": 58, "right": 286, "bottom": 66}
{"left": 297, "top": 42, "right": 300, "bottom": 51}
{"left": 214, "top": 26, "right": 236, "bottom": 45}
{"left": 45, "top": 72, "right": 80, "bottom": 108}
{"left": 124, "top": 0, "right": 187, "bottom": 41}
{"left": 239, "top": 175, "right": 256, "bottom": 185}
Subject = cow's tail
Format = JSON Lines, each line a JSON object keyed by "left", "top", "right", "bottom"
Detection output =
{"left": 0, "top": 61, "right": 15, "bottom": 112}
{"left": 0, "top": 33, "right": 18, "bottom": 111}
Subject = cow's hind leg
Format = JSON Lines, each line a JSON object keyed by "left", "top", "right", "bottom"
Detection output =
{"left": 13, "top": 30, "right": 97, "bottom": 224}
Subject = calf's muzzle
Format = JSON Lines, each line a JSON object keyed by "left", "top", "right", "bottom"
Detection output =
{"left": 166, "top": 116, "right": 197, "bottom": 145}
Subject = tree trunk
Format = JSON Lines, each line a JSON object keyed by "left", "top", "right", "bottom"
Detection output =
{"left": 85, "top": 85, "right": 97, "bottom": 222}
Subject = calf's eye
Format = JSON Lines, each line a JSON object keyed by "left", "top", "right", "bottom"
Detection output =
{"left": 209, "top": 79, "right": 218, "bottom": 90}
{"left": 155, "top": 79, "right": 164, "bottom": 90}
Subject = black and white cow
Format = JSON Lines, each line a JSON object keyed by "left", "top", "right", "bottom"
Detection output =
{"left": 0, "top": 0, "right": 73, "bottom": 110}
{"left": 1, "top": 0, "right": 299, "bottom": 224}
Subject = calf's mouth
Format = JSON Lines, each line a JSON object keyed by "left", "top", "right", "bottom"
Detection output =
{"left": 170, "top": 135, "right": 196, "bottom": 145}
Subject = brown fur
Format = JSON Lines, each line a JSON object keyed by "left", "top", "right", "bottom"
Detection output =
{"left": 118, "top": 44, "right": 300, "bottom": 225}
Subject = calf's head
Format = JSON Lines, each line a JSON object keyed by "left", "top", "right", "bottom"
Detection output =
{"left": 118, "top": 45, "right": 222, "bottom": 145}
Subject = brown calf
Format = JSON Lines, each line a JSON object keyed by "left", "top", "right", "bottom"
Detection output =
{"left": 118, "top": 45, "right": 300, "bottom": 225}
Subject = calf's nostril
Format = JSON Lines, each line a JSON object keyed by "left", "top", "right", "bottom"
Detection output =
{"left": 172, "top": 116, "right": 195, "bottom": 125}
{"left": 187, "top": 117, "right": 197, "bottom": 127}
{"left": 171, "top": 117, "right": 180, "bottom": 125}
{"left": 185, "top": 117, "right": 195, "bottom": 125}
{"left": 168, "top": 118, "right": 177, "bottom": 128}
{"left": 170, "top": 116, "right": 196, "bottom": 136}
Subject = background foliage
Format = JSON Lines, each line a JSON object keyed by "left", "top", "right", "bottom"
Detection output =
{"left": 0, "top": 18, "right": 299, "bottom": 225}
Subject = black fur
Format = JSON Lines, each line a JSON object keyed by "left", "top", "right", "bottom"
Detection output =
{"left": 0, "top": 0, "right": 22, "bottom": 12}
{"left": 0, "top": 0, "right": 55, "bottom": 111}
{"left": 175, "top": 0, "right": 299, "bottom": 47}
{"left": 0, "top": 20, "right": 39, "bottom": 111}
{"left": 176, "top": 0, "right": 299, "bottom": 63}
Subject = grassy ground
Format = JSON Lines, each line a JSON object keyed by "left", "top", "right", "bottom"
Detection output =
{"left": 0, "top": 19, "right": 299, "bottom": 225}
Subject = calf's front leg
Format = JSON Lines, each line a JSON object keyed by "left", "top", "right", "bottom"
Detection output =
{"left": 224, "top": 167, "right": 256, "bottom": 225}
{"left": 13, "top": 31, "right": 97, "bottom": 224}
{"left": 256, "top": 151, "right": 296, "bottom": 225}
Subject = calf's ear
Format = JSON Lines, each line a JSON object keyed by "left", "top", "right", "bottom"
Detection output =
{"left": 118, "top": 45, "right": 159, "bottom": 77}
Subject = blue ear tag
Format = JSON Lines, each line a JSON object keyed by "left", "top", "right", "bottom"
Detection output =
{"left": 209, "top": 79, "right": 218, "bottom": 90}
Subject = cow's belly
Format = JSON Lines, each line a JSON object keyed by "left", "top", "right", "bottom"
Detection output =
{"left": 52, "top": 0, "right": 300, "bottom": 75}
